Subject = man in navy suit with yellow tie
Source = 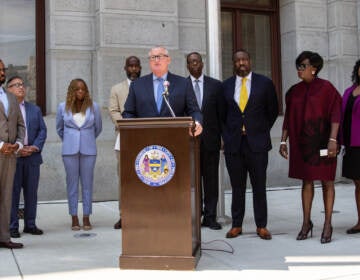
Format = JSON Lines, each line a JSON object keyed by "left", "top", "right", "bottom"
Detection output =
{"left": 220, "top": 49, "right": 278, "bottom": 240}
{"left": 7, "top": 76, "right": 47, "bottom": 238}
{"left": 123, "top": 46, "right": 203, "bottom": 136}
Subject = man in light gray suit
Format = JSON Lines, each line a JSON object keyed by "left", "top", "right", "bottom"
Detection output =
{"left": 108, "top": 56, "right": 141, "bottom": 229}
{"left": 0, "top": 59, "right": 25, "bottom": 249}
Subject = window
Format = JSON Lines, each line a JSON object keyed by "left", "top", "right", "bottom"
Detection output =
{"left": 221, "top": 0, "right": 282, "bottom": 112}
{"left": 0, "top": 0, "right": 45, "bottom": 114}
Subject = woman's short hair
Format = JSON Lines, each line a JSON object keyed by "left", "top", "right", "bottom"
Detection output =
{"left": 351, "top": 59, "right": 360, "bottom": 85}
{"left": 295, "top": 51, "right": 324, "bottom": 75}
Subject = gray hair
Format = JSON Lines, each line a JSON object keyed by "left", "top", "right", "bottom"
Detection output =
{"left": 148, "top": 46, "right": 169, "bottom": 57}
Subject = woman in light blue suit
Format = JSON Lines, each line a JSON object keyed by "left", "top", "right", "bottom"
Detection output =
{"left": 56, "top": 79, "right": 102, "bottom": 231}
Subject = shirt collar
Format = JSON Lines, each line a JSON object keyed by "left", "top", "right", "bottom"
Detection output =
{"left": 190, "top": 74, "right": 204, "bottom": 83}
{"left": 236, "top": 72, "right": 252, "bottom": 83}
{"left": 153, "top": 73, "right": 168, "bottom": 81}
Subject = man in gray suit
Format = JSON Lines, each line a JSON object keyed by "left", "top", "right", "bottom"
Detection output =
{"left": 108, "top": 56, "right": 141, "bottom": 229}
{"left": 0, "top": 59, "right": 25, "bottom": 249}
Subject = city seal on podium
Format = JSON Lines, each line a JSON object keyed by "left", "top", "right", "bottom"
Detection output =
{"left": 135, "top": 145, "right": 176, "bottom": 187}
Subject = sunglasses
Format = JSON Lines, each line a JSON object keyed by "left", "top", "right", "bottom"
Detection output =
{"left": 296, "top": 63, "right": 311, "bottom": 71}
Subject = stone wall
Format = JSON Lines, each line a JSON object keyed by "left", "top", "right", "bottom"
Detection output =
{"left": 39, "top": 0, "right": 357, "bottom": 203}
{"left": 41, "top": 0, "right": 209, "bottom": 202}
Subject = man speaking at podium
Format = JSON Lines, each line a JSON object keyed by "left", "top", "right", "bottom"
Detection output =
{"left": 123, "top": 46, "right": 203, "bottom": 136}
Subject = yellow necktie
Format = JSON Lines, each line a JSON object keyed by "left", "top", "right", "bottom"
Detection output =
{"left": 239, "top": 77, "right": 248, "bottom": 112}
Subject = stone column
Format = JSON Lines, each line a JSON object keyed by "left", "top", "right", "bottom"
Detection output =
{"left": 328, "top": 0, "right": 358, "bottom": 94}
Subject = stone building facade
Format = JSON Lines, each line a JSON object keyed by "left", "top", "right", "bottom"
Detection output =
{"left": 38, "top": 0, "right": 359, "bottom": 202}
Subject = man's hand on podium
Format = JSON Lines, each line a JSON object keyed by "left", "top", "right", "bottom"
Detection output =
{"left": 189, "top": 121, "right": 203, "bottom": 137}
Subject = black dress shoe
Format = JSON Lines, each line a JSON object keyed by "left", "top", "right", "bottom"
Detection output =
{"left": 114, "top": 218, "right": 122, "bottom": 229}
{"left": 23, "top": 227, "right": 43, "bottom": 235}
{"left": 0, "top": 241, "right": 23, "bottom": 249}
{"left": 201, "top": 219, "right": 222, "bottom": 230}
{"left": 10, "top": 229, "right": 21, "bottom": 238}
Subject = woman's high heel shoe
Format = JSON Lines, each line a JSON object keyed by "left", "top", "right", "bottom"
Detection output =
{"left": 296, "top": 221, "right": 313, "bottom": 240}
{"left": 320, "top": 225, "right": 333, "bottom": 244}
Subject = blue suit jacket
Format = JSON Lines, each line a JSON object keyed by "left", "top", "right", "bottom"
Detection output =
{"left": 122, "top": 72, "right": 202, "bottom": 123}
{"left": 56, "top": 102, "right": 102, "bottom": 155}
{"left": 220, "top": 72, "right": 279, "bottom": 153}
{"left": 18, "top": 102, "right": 47, "bottom": 165}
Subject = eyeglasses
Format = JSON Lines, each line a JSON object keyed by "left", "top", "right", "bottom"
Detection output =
{"left": 8, "top": 82, "right": 24, "bottom": 88}
{"left": 296, "top": 63, "right": 311, "bottom": 71}
{"left": 149, "top": 54, "right": 169, "bottom": 61}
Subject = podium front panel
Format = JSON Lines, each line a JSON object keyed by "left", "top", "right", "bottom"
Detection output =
{"left": 118, "top": 118, "right": 201, "bottom": 270}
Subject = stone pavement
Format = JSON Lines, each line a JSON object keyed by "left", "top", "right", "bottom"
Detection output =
{"left": 1, "top": 183, "right": 360, "bottom": 280}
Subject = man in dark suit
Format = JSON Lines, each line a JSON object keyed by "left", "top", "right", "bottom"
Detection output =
{"left": 7, "top": 76, "right": 47, "bottom": 238}
{"left": 186, "top": 52, "right": 222, "bottom": 230}
{"left": 220, "top": 49, "right": 278, "bottom": 240}
{"left": 0, "top": 60, "right": 25, "bottom": 249}
{"left": 123, "top": 46, "right": 203, "bottom": 136}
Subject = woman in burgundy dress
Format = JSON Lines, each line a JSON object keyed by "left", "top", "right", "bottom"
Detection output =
{"left": 279, "top": 51, "right": 341, "bottom": 243}
{"left": 340, "top": 60, "right": 360, "bottom": 234}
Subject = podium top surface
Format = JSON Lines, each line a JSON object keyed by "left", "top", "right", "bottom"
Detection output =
{"left": 117, "top": 117, "right": 194, "bottom": 129}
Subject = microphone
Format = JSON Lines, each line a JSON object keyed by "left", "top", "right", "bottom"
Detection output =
{"left": 162, "top": 80, "right": 176, "bottom": 117}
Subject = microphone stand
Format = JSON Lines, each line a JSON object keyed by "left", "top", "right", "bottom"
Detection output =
{"left": 162, "top": 90, "right": 176, "bottom": 117}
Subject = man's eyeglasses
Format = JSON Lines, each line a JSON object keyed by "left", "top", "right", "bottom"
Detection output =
{"left": 296, "top": 63, "right": 311, "bottom": 71}
{"left": 8, "top": 82, "right": 25, "bottom": 88}
{"left": 149, "top": 54, "right": 169, "bottom": 61}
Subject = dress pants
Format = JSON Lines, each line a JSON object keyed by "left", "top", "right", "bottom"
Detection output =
{"left": 10, "top": 158, "right": 40, "bottom": 230}
{"left": 225, "top": 136, "right": 268, "bottom": 228}
{"left": 0, "top": 156, "right": 17, "bottom": 242}
{"left": 200, "top": 147, "right": 220, "bottom": 221}
{"left": 62, "top": 153, "right": 96, "bottom": 216}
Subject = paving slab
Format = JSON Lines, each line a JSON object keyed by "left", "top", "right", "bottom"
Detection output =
{"left": 1, "top": 183, "right": 360, "bottom": 280}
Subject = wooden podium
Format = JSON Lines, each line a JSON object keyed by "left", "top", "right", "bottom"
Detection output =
{"left": 117, "top": 117, "right": 201, "bottom": 270}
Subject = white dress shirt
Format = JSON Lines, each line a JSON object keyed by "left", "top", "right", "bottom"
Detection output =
{"left": 234, "top": 72, "right": 252, "bottom": 106}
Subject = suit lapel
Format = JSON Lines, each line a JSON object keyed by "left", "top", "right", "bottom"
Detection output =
{"left": 25, "top": 102, "right": 31, "bottom": 129}
{"left": 202, "top": 76, "right": 210, "bottom": 111}
{"left": 246, "top": 73, "right": 257, "bottom": 110}
{"left": 162, "top": 72, "right": 176, "bottom": 114}
{"left": 5, "top": 92, "right": 15, "bottom": 119}
{"left": 81, "top": 107, "right": 90, "bottom": 128}
{"left": 228, "top": 76, "right": 238, "bottom": 108}
{"left": 0, "top": 87, "right": 5, "bottom": 117}
{"left": 65, "top": 109, "right": 79, "bottom": 128}
{"left": 145, "top": 74, "right": 159, "bottom": 114}
{"left": 0, "top": 100, "right": 5, "bottom": 118}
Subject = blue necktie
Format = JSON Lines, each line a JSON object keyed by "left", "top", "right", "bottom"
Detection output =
{"left": 156, "top": 78, "right": 164, "bottom": 113}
